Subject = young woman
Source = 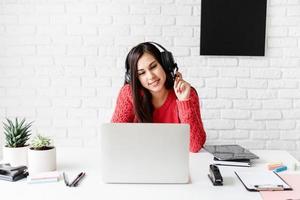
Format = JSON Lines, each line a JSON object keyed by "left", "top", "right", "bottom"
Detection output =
{"left": 111, "top": 42, "right": 206, "bottom": 153}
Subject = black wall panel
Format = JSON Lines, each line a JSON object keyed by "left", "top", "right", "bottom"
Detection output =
{"left": 200, "top": 0, "right": 267, "bottom": 56}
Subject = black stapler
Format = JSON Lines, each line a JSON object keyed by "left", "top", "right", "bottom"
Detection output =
{"left": 0, "top": 164, "right": 28, "bottom": 182}
{"left": 208, "top": 164, "right": 223, "bottom": 186}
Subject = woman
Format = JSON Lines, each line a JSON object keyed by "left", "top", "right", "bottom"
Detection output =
{"left": 111, "top": 42, "right": 206, "bottom": 153}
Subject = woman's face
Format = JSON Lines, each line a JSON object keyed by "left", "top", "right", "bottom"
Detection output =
{"left": 137, "top": 53, "right": 166, "bottom": 94}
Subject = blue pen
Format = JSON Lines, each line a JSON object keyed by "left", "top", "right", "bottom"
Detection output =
{"left": 273, "top": 165, "right": 287, "bottom": 173}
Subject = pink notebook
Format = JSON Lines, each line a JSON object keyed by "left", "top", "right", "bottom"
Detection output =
{"left": 260, "top": 174, "right": 300, "bottom": 200}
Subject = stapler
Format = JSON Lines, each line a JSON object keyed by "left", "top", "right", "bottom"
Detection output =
{"left": 208, "top": 164, "right": 223, "bottom": 186}
{"left": 0, "top": 163, "right": 28, "bottom": 182}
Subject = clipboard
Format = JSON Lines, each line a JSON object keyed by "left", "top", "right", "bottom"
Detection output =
{"left": 260, "top": 174, "right": 300, "bottom": 200}
{"left": 235, "top": 169, "right": 293, "bottom": 192}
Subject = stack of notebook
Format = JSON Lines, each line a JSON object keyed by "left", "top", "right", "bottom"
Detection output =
{"left": 27, "top": 171, "right": 60, "bottom": 184}
{"left": 213, "top": 157, "right": 251, "bottom": 167}
{"left": 204, "top": 144, "right": 259, "bottom": 167}
{"left": 0, "top": 164, "right": 28, "bottom": 181}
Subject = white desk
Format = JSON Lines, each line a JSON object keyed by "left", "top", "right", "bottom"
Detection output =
{"left": 1, "top": 148, "right": 299, "bottom": 200}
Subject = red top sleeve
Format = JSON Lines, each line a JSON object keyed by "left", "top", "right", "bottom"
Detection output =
{"left": 111, "top": 84, "right": 135, "bottom": 123}
{"left": 176, "top": 88, "right": 206, "bottom": 153}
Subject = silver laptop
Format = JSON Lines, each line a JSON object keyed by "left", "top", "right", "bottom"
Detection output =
{"left": 100, "top": 123, "right": 190, "bottom": 184}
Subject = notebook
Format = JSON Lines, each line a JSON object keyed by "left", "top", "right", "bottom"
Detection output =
{"left": 27, "top": 171, "right": 60, "bottom": 184}
{"left": 235, "top": 169, "right": 292, "bottom": 191}
{"left": 213, "top": 157, "right": 251, "bottom": 167}
{"left": 204, "top": 144, "right": 259, "bottom": 161}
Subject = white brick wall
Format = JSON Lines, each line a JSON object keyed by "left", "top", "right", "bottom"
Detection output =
{"left": 0, "top": 0, "right": 300, "bottom": 160}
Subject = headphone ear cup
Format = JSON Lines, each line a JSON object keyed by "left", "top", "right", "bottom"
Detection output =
{"left": 161, "top": 51, "right": 176, "bottom": 79}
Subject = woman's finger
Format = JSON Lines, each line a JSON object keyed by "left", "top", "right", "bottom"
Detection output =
{"left": 175, "top": 80, "right": 184, "bottom": 93}
{"left": 178, "top": 81, "right": 186, "bottom": 93}
{"left": 175, "top": 71, "right": 182, "bottom": 79}
{"left": 174, "top": 76, "right": 180, "bottom": 89}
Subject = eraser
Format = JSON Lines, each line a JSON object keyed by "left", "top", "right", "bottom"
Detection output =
{"left": 273, "top": 165, "right": 287, "bottom": 173}
{"left": 267, "top": 162, "right": 283, "bottom": 170}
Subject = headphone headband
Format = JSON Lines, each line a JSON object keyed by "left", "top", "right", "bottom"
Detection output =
{"left": 125, "top": 42, "right": 178, "bottom": 84}
{"left": 148, "top": 41, "right": 168, "bottom": 53}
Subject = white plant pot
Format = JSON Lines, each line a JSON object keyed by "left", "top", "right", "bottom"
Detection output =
{"left": 28, "top": 147, "right": 56, "bottom": 174}
{"left": 2, "top": 146, "right": 28, "bottom": 167}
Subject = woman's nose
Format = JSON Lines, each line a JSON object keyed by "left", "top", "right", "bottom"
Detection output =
{"left": 146, "top": 71, "right": 155, "bottom": 80}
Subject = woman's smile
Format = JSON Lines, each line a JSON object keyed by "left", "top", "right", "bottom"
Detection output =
{"left": 148, "top": 79, "right": 160, "bottom": 86}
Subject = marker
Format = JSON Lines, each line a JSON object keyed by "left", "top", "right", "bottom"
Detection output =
{"left": 273, "top": 165, "right": 287, "bottom": 173}
{"left": 267, "top": 162, "right": 283, "bottom": 170}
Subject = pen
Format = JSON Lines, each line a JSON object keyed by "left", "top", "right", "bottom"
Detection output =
{"left": 63, "top": 172, "right": 69, "bottom": 186}
{"left": 73, "top": 172, "right": 85, "bottom": 187}
{"left": 69, "top": 172, "right": 85, "bottom": 187}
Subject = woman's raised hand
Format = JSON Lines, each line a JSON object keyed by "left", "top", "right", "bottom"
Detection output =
{"left": 173, "top": 72, "right": 191, "bottom": 101}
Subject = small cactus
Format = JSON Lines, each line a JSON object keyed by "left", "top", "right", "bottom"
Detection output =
{"left": 31, "top": 134, "right": 53, "bottom": 150}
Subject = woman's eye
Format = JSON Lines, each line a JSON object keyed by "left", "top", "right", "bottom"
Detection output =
{"left": 150, "top": 64, "right": 157, "bottom": 69}
{"left": 138, "top": 72, "right": 145, "bottom": 76}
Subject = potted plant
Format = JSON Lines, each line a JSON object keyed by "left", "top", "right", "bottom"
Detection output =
{"left": 2, "top": 118, "right": 32, "bottom": 166}
{"left": 28, "top": 134, "right": 56, "bottom": 174}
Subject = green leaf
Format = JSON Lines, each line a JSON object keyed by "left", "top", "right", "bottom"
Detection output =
{"left": 2, "top": 118, "right": 32, "bottom": 147}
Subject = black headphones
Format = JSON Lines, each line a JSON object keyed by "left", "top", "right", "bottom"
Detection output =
{"left": 125, "top": 42, "right": 178, "bottom": 84}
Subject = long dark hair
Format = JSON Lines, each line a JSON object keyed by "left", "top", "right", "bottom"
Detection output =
{"left": 125, "top": 42, "right": 174, "bottom": 122}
